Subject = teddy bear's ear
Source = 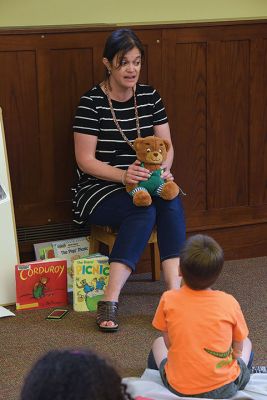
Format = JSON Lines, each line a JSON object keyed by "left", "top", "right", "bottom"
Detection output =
{"left": 163, "top": 139, "right": 170, "bottom": 152}
{"left": 133, "top": 138, "right": 144, "bottom": 151}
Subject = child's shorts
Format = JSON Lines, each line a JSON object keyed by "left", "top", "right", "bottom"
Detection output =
{"left": 159, "top": 358, "right": 250, "bottom": 399}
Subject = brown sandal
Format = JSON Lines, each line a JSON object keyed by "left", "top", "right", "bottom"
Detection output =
{"left": 96, "top": 301, "right": 119, "bottom": 332}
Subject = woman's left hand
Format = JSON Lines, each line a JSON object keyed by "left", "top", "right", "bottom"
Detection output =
{"left": 161, "top": 165, "right": 174, "bottom": 181}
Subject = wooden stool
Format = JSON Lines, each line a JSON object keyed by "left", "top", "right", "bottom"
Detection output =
{"left": 89, "top": 225, "right": 161, "bottom": 281}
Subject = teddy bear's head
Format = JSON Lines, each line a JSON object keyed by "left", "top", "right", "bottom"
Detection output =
{"left": 133, "top": 136, "right": 170, "bottom": 165}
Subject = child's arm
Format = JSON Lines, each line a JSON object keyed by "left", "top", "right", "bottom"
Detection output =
{"left": 232, "top": 340, "right": 243, "bottom": 359}
{"left": 163, "top": 331, "right": 170, "bottom": 349}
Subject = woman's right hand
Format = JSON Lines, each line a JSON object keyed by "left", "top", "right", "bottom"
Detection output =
{"left": 124, "top": 160, "right": 151, "bottom": 184}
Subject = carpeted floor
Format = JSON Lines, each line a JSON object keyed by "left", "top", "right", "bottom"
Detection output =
{"left": 0, "top": 256, "right": 266, "bottom": 400}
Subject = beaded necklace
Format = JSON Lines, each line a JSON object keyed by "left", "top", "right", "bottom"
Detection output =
{"left": 104, "top": 82, "right": 141, "bottom": 150}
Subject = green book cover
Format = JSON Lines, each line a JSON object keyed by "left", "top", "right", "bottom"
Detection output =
{"left": 73, "top": 255, "right": 109, "bottom": 312}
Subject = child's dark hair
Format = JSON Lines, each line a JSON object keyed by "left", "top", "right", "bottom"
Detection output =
{"left": 180, "top": 234, "right": 224, "bottom": 290}
{"left": 103, "top": 28, "right": 144, "bottom": 73}
{"left": 20, "top": 349, "right": 133, "bottom": 400}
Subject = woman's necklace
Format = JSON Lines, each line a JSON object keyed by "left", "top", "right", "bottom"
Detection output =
{"left": 104, "top": 82, "right": 141, "bottom": 150}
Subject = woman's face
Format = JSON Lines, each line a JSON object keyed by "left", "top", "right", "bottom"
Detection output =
{"left": 108, "top": 46, "right": 142, "bottom": 91}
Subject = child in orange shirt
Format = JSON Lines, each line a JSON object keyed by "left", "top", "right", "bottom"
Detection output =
{"left": 149, "top": 234, "right": 252, "bottom": 398}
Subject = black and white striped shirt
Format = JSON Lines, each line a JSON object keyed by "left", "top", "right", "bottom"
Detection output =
{"left": 72, "top": 83, "right": 168, "bottom": 225}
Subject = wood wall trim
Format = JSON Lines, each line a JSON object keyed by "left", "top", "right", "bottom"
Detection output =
{"left": 1, "top": 18, "right": 267, "bottom": 35}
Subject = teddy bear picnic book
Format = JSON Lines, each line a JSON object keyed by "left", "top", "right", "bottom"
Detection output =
{"left": 15, "top": 258, "right": 68, "bottom": 311}
{"left": 73, "top": 254, "right": 109, "bottom": 312}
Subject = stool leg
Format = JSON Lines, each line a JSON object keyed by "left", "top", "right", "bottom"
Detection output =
{"left": 90, "top": 238, "right": 100, "bottom": 254}
{"left": 107, "top": 236, "right": 116, "bottom": 257}
{"left": 150, "top": 242, "right": 161, "bottom": 281}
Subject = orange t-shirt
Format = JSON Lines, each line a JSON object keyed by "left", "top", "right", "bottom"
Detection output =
{"left": 152, "top": 286, "right": 249, "bottom": 395}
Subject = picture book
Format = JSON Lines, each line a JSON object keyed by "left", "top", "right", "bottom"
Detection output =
{"left": 73, "top": 254, "right": 109, "bottom": 312}
{"left": 15, "top": 258, "right": 68, "bottom": 311}
{"left": 34, "top": 241, "right": 55, "bottom": 260}
{"left": 52, "top": 236, "right": 90, "bottom": 292}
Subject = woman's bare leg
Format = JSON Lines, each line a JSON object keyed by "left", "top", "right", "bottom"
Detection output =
{"left": 99, "top": 262, "right": 131, "bottom": 328}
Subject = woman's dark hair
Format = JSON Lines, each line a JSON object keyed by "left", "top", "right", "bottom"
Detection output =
{"left": 179, "top": 234, "right": 224, "bottom": 290}
{"left": 103, "top": 28, "right": 145, "bottom": 71}
{"left": 20, "top": 349, "right": 133, "bottom": 400}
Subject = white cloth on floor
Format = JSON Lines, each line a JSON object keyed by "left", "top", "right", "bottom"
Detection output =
{"left": 123, "top": 369, "right": 267, "bottom": 400}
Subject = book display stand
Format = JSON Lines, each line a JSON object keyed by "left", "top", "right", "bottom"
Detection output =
{"left": 0, "top": 108, "right": 20, "bottom": 305}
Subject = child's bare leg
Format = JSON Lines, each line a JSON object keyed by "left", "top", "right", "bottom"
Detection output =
{"left": 152, "top": 336, "right": 168, "bottom": 368}
{"left": 241, "top": 338, "right": 252, "bottom": 365}
{"left": 162, "top": 257, "right": 182, "bottom": 290}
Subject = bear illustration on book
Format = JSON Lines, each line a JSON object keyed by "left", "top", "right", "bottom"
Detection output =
{"left": 73, "top": 254, "right": 109, "bottom": 312}
{"left": 33, "top": 276, "right": 49, "bottom": 299}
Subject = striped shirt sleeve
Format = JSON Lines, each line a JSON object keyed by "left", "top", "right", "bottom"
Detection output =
{"left": 73, "top": 91, "right": 99, "bottom": 136}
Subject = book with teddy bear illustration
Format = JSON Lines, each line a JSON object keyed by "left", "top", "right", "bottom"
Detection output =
{"left": 15, "top": 258, "right": 68, "bottom": 311}
{"left": 73, "top": 254, "right": 109, "bottom": 312}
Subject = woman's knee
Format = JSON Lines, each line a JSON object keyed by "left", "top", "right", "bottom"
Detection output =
{"left": 123, "top": 203, "right": 156, "bottom": 229}
{"left": 154, "top": 195, "right": 184, "bottom": 216}
{"left": 139, "top": 204, "right": 157, "bottom": 223}
{"left": 167, "top": 196, "right": 185, "bottom": 217}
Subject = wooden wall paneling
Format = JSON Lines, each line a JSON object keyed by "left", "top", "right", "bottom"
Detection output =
{"left": 38, "top": 30, "right": 110, "bottom": 87}
{"left": 207, "top": 39, "right": 250, "bottom": 209}
{"left": 250, "top": 38, "right": 267, "bottom": 206}
{"left": 135, "top": 29, "right": 163, "bottom": 93}
{"left": 162, "top": 22, "right": 267, "bottom": 45}
{"left": 186, "top": 204, "right": 267, "bottom": 231}
{"left": 49, "top": 47, "right": 94, "bottom": 219}
{"left": 0, "top": 49, "right": 42, "bottom": 225}
{"left": 34, "top": 48, "right": 55, "bottom": 225}
{"left": 93, "top": 43, "right": 106, "bottom": 85}
{"left": 163, "top": 25, "right": 267, "bottom": 233}
{"left": 162, "top": 29, "right": 208, "bottom": 214}
{"left": 189, "top": 221, "right": 267, "bottom": 260}
{"left": 37, "top": 31, "right": 109, "bottom": 50}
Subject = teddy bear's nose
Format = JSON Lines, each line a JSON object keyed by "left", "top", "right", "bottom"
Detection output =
{"left": 153, "top": 152, "right": 159, "bottom": 157}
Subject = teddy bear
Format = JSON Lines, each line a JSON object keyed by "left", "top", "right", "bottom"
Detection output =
{"left": 125, "top": 136, "right": 180, "bottom": 206}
